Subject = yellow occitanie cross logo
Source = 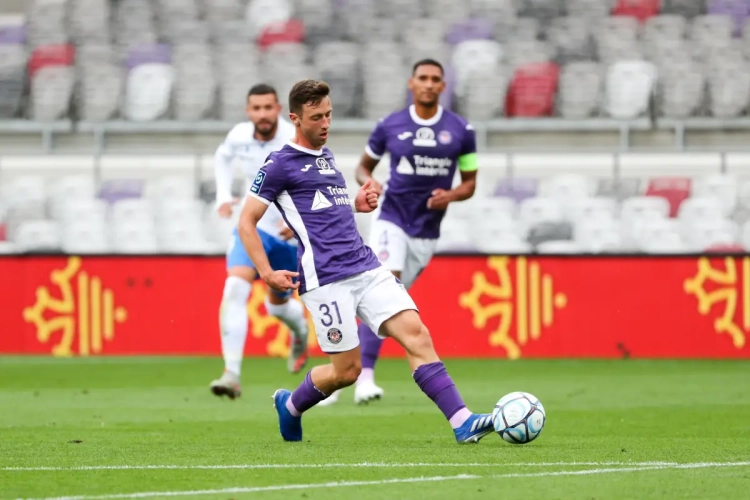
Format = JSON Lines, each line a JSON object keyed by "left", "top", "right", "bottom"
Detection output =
{"left": 246, "top": 282, "right": 318, "bottom": 356}
{"left": 684, "top": 257, "right": 749, "bottom": 349}
{"left": 459, "top": 256, "right": 567, "bottom": 359}
{"left": 23, "top": 257, "right": 127, "bottom": 357}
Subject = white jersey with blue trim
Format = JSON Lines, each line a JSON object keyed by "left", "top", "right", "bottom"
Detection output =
{"left": 214, "top": 119, "right": 296, "bottom": 238}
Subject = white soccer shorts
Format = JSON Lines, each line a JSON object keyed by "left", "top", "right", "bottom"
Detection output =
{"left": 300, "top": 266, "right": 418, "bottom": 354}
{"left": 368, "top": 219, "right": 438, "bottom": 289}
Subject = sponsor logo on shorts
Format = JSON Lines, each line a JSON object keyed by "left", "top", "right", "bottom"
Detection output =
{"left": 327, "top": 328, "right": 342, "bottom": 344}
{"left": 379, "top": 250, "right": 389, "bottom": 261}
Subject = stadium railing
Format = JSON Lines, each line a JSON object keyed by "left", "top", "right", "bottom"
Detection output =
{"left": 6, "top": 118, "right": 750, "bottom": 153}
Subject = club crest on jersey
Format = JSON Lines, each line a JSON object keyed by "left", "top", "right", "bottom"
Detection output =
{"left": 316, "top": 157, "right": 336, "bottom": 175}
{"left": 250, "top": 171, "right": 265, "bottom": 194}
{"left": 413, "top": 127, "right": 437, "bottom": 147}
{"left": 438, "top": 130, "right": 452, "bottom": 145}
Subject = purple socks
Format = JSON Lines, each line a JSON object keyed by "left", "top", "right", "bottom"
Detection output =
{"left": 287, "top": 371, "right": 327, "bottom": 416}
{"left": 358, "top": 323, "right": 383, "bottom": 370}
{"left": 413, "top": 361, "right": 467, "bottom": 421}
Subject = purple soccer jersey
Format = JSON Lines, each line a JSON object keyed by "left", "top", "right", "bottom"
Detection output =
{"left": 366, "top": 105, "right": 477, "bottom": 239}
{"left": 250, "top": 142, "right": 381, "bottom": 294}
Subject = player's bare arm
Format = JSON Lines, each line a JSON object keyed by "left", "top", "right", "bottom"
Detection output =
{"left": 238, "top": 196, "right": 299, "bottom": 292}
{"left": 355, "top": 153, "right": 382, "bottom": 194}
{"left": 427, "top": 170, "right": 477, "bottom": 210}
{"left": 214, "top": 136, "right": 240, "bottom": 218}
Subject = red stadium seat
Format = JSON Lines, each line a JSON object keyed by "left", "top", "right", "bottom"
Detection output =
{"left": 645, "top": 177, "right": 692, "bottom": 217}
{"left": 505, "top": 62, "right": 560, "bottom": 118}
{"left": 613, "top": 0, "right": 660, "bottom": 23}
{"left": 257, "top": 19, "right": 305, "bottom": 48}
{"left": 28, "top": 44, "right": 75, "bottom": 78}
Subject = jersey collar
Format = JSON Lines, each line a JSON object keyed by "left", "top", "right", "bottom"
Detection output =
{"left": 287, "top": 141, "right": 323, "bottom": 156}
{"left": 409, "top": 104, "right": 443, "bottom": 127}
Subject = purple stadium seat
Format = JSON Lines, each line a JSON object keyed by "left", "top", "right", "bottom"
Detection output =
{"left": 405, "top": 65, "right": 457, "bottom": 110}
{"left": 445, "top": 19, "right": 495, "bottom": 45}
{"left": 0, "top": 26, "right": 25, "bottom": 45}
{"left": 493, "top": 177, "right": 539, "bottom": 203}
{"left": 124, "top": 44, "right": 172, "bottom": 71}
{"left": 707, "top": 0, "right": 750, "bottom": 35}
{"left": 98, "top": 179, "right": 145, "bottom": 203}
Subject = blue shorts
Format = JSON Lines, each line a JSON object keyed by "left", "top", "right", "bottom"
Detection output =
{"left": 226, "top": 227, "right": 298, "bottom": 298}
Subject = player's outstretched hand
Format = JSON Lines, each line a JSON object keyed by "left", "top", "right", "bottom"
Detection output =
{"left": 262, "top": 270, "right": 300, "bottom": 293}
{"left": 426, "top": 189, "right": 454, "bottom": 211}
{"left": 217, "top": 198, "right": 240, "bottom": 218}
{"left": 355, "top": 179, "right": 379, "bottom": 213}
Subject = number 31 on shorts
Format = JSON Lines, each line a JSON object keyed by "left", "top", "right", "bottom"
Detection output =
{"left": 319, "top": 301, "right": 342, "bottom": 327}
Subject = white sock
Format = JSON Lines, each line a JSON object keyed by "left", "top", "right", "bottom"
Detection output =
{"left": 220, "top": 276, "right": 252, "bottom": 376}
{"left": 449, "top": 408, "right": 473, "bottom": 429}
{"left": 264, "top": 297, "right": 307, "bottom": 341}
{"left": 356, "top": 367, "right": 374, "bottom": 386}
{"left": 286, "top": 398, "right": 301, "bottom": 417}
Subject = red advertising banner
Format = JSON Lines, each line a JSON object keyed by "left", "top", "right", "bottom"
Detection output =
{"left": 1, "top": 255, "right": 749, "bottom": 359}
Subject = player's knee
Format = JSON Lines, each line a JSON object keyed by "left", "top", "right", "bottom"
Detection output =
{"left": 223, "top": 275, "right": 252, "bottom": 303}
{"left": 333, "top": 358, "right": 361, "bottom": 387}
{"left": 403, "top": 319, "right": 434, "bottom": 356}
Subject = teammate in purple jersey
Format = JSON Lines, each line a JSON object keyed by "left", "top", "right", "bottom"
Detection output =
{"left": 318, "top": 59, "right": 479, "bottom": 407}
{"left": 237, "top": 79, "right": 493, "bottom": 443}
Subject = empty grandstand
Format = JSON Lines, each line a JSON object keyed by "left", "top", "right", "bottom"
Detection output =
{"left": 0, "top": 0, "right": 750, "bottom": 255}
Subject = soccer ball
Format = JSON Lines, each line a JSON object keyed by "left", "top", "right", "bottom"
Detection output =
{"left": 492, "top": 391, "right": 546, "bottom": 444}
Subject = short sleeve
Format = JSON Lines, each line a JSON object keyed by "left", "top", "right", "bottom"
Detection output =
{"left": 248, "top": 157, "right": 286, "bottom": 205}
{"left": 365, "top": 119, "right": 387, "bottom": 160}
{"left": 460, "top": 123, "right": 477, "bottom": 157}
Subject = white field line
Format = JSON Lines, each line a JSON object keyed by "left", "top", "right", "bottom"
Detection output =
{"left": 0, "top": 461, "right": 698, "bottom": 472}
{"left": 15, "top": 461, "right": 750, "bottom": 500}
{"left": 17, "top": 475, "right": 480, "bottom": 500}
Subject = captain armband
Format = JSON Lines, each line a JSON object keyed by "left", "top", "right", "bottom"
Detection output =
{"left": 458, "top": 153, "right": 478, "bottom": 172}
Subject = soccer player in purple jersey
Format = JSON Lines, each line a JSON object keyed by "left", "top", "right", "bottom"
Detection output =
{"left": 318, "top": 59, "right": 479, "bottom": 407}
{"left": 237, "top": 79, "right": 493, "bottom": 443}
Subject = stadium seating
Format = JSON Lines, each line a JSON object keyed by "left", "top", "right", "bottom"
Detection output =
{"left": 0, "top": 160, "right": 748, "bottom": 254}
{"left": 0, "top": 0, "right": 749, "bottom": 121}
{"left": 1, "top": 1, "right": 750, "bottom": 256}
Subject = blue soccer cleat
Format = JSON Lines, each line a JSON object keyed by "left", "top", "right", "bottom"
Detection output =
{"left": 272, "top": 389, "right": 303, "bottom": 442}
{"left": 454, "top": 413, "right": 495, "bottom": 444}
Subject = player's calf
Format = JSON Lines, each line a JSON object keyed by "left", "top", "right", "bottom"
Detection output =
{"left": 381, "top": 310, "right": 492, "bottom": 443}
{"left": 273, "top": 350, "right": 360, "bottom": 441}
{"left": 313, "top": 351, "right": 361, "bottom": 393}
{"left": 383, "top": 310, "right": 439, "bottom": 370}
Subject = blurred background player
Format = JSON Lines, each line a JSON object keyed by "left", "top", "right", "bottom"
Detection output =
{"left": 319, "top": 59, "right": 478, "bottom": 407}
{"left": 210, "top": 84, "right": 309, "bottom": 399}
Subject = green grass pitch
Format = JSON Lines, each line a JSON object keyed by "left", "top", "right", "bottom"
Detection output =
{"left": 1, "top": 357, "right": 749, "bottom": 499}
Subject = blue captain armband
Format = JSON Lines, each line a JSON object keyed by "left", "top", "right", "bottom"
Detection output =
{"left": 458, "top": 153, "right": 478, "bottom": 172}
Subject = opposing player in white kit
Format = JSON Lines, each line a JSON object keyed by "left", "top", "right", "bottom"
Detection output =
{"left": 210, "top": 84, "right": 309, "bottom": 399}
{"left": 238, "top": 79, "right": 494, "bottom": 443}
{"left": 319, "top": 58, "right": 479, "bottom": 406}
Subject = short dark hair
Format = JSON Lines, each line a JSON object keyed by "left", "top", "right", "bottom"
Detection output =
{"left": 412, "top": 58, "right": 444, "bottom": 76}
{"left": 288, "top": 79, "right": 331, "bottom": 115}
{"left": 247, "top": 83, "right": 278, "bottom": 100}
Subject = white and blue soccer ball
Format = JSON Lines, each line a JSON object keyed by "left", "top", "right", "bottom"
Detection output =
{"left": 492, "top": 391, "right": 546, "bottom": 444}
